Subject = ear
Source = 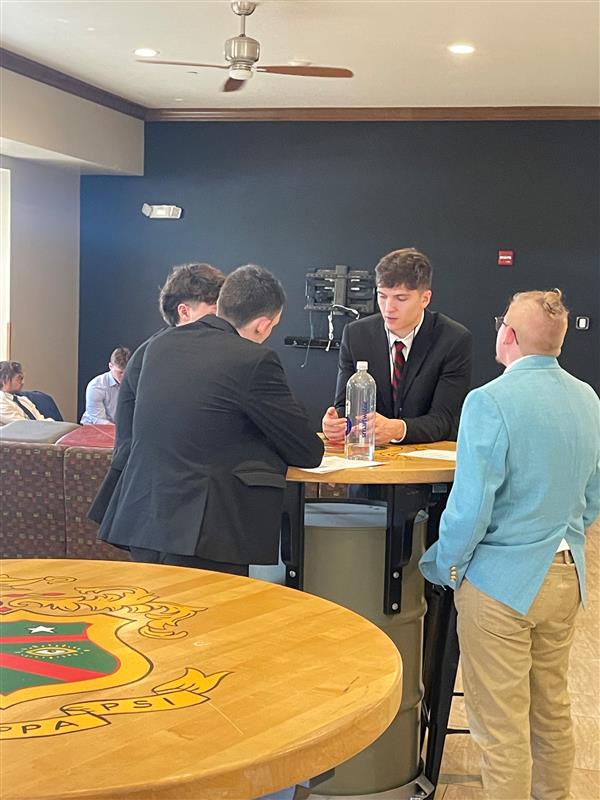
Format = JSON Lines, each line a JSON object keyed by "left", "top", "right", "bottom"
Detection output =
{"left": 177, "top": 302, "right": 190, "bottom": 322}
{"left": 254, "top": 316, "right": 273, "bottom": 337}
{"left": 421, "top": 290, "right": 432, "bottom": 308}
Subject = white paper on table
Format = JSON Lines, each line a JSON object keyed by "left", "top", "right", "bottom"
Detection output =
{"left": 402, "top": 449, "right": 456, "bottom": 462}
{"left": 294, "top": 456, "right": 386, "bottom": 474}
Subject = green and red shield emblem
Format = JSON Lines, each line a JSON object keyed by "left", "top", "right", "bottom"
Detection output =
{"left": 0, "top": 612, "right": 150, "bottom": 708}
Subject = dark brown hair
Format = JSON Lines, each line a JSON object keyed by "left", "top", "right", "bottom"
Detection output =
{"left": 217, "top": 265, "right": 286, "bottom": 328}
{"left": 109, "top": 347, "right": 131, "bottom": 369}
{"left": 159, "top": 263, "right": 226, "bottom": 326}
{"left": 375, "top": 248, "right": 432, "bottom": 291}
{"left": 0, "top": 361, "right": 23, "bottom": 385}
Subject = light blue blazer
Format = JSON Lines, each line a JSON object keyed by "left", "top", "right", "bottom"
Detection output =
{"left": 419, "top": 356, "right": 600, "bottom": 614}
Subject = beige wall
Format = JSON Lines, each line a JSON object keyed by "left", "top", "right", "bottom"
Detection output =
{"left": 0, "top": 69, "right": 144, "bottom": 420}
{"left": 0, "top": 68, "right": 143, "bottom": 175}
{"left": 1, "top": 155, "right": 80, "bottom": 421}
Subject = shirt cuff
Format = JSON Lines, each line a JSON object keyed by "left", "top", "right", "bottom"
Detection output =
{"left": 390, "top": 419, "right": 407, "bottom": 444}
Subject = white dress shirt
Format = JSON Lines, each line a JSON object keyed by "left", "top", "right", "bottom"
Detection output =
{"left": 80, "top": 371, "right": 120, "bottom": 424}
{"left": 385, "top": 313, "right": 425, "bottom": 442}
{"left": 0, "top": 392, "right": 47, "bottom": 426}
{"left": 386, "top": 313, "right": 425, "bottom": 380}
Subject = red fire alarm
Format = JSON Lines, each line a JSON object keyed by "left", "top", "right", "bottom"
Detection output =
{"left": 498, "top": 250, "right": 514, "bottom": 266}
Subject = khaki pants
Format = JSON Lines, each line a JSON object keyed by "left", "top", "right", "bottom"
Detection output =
{"left": 454, "top": 558, "right": 580, "bottom": 800}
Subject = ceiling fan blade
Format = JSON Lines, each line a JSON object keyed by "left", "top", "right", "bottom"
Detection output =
{"left": 136, "top": 59, "right": 228, "bottom": 70}
{"left": 256, "top": 65, "right": 353, "bottom": 78}
{"left": 222, "top": 77, "right": 246, "bottom": 92}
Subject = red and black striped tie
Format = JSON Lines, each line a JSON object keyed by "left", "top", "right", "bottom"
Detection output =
{"left": 391, "top": 341, "right": 405, "bottom": 408}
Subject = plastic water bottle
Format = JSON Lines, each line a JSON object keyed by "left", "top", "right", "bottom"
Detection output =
{"left": 345, "top": 361, "right": 376, "bottom": 461}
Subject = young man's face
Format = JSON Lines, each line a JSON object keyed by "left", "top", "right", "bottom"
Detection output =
{"left": 108, "top": 363, "right": 125, "bottom": 383}
{"left": 3, "top": 372, "right": 24, "bottom": 393}
{"left": 377, "top": 283, "right": 432, "bottom": 337}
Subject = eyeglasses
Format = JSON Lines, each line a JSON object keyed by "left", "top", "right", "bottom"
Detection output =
{"left": 494, "top": 315, "right": 519, "bottom": 343}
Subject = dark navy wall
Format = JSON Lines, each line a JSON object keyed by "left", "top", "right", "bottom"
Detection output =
{"left": 80, "top": 121, "right": 599, "bottom": 427}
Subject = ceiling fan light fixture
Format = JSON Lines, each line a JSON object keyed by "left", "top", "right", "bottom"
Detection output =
{"left": 229, "top": 65, "right": 253, "bottom": 81}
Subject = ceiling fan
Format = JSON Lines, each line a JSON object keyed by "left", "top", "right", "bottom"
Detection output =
{"left": 137, "top": 0, "right": 353, "bottom": 92}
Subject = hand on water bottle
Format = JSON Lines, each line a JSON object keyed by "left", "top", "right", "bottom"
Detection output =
{"left": 322, "top": 407, "right": 347, "bottom": 442}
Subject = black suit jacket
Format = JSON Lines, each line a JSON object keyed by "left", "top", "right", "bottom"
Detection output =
{"left": 95, "top": 316, "right": 323, "bottom": 564}
{"left": 334, "top": 311, "right": 472, "bottom": 444}
{"left": 88, "top": 328, "right": 167, "bottom": 524}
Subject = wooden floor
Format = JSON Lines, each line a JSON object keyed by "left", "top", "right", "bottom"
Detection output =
{"left": 437, "top": 517, "right": 600, "bottom": 800}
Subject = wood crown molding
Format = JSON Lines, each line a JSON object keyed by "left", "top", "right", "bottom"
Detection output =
{"left": 0, "top": 47, "right": 146, "bottom": 120}
{"left": 1, "top": 49, "right": 598, "bottom": 122}
{"left": 146, "top": 106, "right": 600, "bottom": 122}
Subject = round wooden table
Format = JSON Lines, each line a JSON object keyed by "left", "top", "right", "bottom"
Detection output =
{"left": 287, "top": 440, "right": 456, "bottom": 485}
{"left": 283, "top": 441, "right": 457, "bottom": 797}
{"left": 0, "top": 560, "right": 402, "bottom": 800}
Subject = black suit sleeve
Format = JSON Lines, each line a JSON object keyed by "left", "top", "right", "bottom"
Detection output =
{"left": 333, "top": 323, "right": 356, "bottom": 417}
{"left": 88, "top": 341, "right": 148, "bottom": 524}
{"left": 111, "top": 344, "right": 146, "bottom": 471}
{"left": 244, "top": 349, "right": 324, "bottom": 468}
{"left": 403, "top": 329, "right": 473, "bottom": 444}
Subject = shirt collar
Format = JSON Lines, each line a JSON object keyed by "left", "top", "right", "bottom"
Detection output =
{"left": 106, "top": 372, "right": 119, "bottom": 387}
{"left": 386, "top": 312, "right": 425, "bottom": 349}
{"left": 504, "top": 354, "right": 539, "bottom": 372}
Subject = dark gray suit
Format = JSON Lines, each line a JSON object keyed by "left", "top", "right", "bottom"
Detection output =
{"left": 96, "top": 316, "right": 323, "bottom": 565}
{"left": 334, "top": 310, "right": 472, "bottom": 443}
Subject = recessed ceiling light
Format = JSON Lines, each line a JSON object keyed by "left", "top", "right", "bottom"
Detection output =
{"left": 56, "top": 18, "right": 69, "bottom": 24}
{"left": 134, "top": 48, "right": 159, "bottom": 58}
{"left": 87, "top": 27, "right": 96, "bottom": 32}
{"left": 174, "top": 98, "right": 184, "bottom": 102}
{"left": 448, "top": 44, "right": 475, "bottom": 55}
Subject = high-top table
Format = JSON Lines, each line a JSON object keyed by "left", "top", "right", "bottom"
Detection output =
{"left": 0, "top": 559, "right": 402, "bottom": 800}
{"left": 284, "top": 441, "right": 457, "bottom": 799}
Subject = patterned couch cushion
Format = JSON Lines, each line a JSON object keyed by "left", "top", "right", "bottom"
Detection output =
{"left": 63, "top": 446, "right": 128, "bottom": 561}
{"left": 0, "top": 442, "right": 67, "bottom": 558}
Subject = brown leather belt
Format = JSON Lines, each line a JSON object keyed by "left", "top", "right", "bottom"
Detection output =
{"left": 553, "top": 550, "right": 575, "bottom": 564}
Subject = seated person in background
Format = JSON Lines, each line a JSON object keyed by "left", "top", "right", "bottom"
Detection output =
{"left": 322, "top": 248, "right": 472, "bottom": 445}
{"left": 80, "top": 346, "right": 131, "bottom": 424}
{"left": 0, "top": 360, "right": 54, "bottom": 426}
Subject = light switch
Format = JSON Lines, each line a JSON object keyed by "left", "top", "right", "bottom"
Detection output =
{"left": 575, "top": 316, "right": 590, "bottom": 330}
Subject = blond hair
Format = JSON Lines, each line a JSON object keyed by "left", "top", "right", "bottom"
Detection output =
{"left": 508, "top": 289, "right": 569, "bottom": 356}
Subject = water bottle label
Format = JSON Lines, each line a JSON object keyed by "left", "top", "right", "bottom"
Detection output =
{"left": 359, "top": 401, "right": 368, "bottom": 439}
{"left": 345, "top": 417, "right": 352, "bottom": 435}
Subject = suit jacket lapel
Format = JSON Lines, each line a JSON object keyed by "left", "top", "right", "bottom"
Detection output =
{"left": 401, "top": 311, "right": 435, "bottom": 402}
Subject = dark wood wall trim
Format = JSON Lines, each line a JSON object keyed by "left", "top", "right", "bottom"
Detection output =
{"left": 0, "top": 48, "right": 146, "bottom": 120}
{"left": 2, "top": 48, "right": 598, "bottom": 123}
{"left": 146, "top": 106, "right": 600, "bottom": 122}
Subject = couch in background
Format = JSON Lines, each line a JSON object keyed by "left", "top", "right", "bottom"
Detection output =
{"left": 1, "top": 426, "right": 126, "bottom": 561}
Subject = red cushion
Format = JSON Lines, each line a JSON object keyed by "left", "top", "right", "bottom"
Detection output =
{"left": 56, "top": 424, "right": 116, "bottom": 449}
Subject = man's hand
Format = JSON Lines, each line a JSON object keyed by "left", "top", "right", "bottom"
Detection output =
{"left": 374, "top": 413, "right": 406, "bottom": 444}
{"left": 322, "top": 406, "right": 346, "bottom": 442}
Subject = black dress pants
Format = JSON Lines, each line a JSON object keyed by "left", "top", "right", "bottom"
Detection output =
{"left": 129, "top": 547, "right": 249, "bottom": 576}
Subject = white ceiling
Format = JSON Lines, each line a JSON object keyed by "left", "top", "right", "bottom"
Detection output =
{"left": 1, "top": 1, "right": 599, "bottom": 109}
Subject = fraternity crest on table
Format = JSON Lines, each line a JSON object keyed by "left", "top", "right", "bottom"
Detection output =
{"left": 0, "top": 573, "right": 229, "bottom": 740}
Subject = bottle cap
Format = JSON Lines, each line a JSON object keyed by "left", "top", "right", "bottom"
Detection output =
{"left": 356, "top": 361, "right": 368, "bottom": 370}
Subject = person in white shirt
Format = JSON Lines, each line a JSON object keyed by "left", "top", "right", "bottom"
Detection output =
{"left": 0, "top": 361, "right": 52, "bottom": 426}
{"left": 80, "top": 346, "right": 131, "bottom": 425}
